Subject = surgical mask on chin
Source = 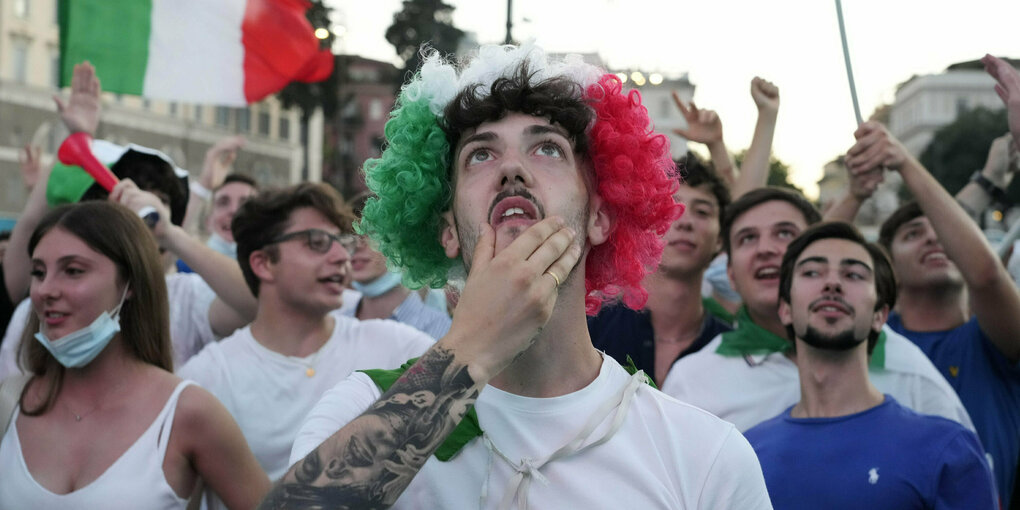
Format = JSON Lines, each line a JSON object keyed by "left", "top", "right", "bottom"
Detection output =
{"left": 35, "top": 285, "right": 130, "bottom": 369}
{"left": 206, "top": 232, "right": 237, "bottom": 260}
{"left": 352, "top": 270, "right": 403, "bottom": 298}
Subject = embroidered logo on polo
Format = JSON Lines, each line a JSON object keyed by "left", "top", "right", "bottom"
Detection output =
{"left": 868, "top": 468, "right": 879, "bottom": 484}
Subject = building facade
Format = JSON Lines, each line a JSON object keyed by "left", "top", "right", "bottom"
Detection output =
{"left": 0, "top": 0, "right": 317, "bottom": 221}
{"left": 889, "top": 61, "right": 1012, "bottom": 157}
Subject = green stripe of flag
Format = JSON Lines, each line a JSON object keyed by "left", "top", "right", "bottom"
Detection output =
{"left": 59, "top": 0, "right": 153, "bottom": 95}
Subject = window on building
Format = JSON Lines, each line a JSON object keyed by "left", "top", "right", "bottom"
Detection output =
{"left": 13, "top": 0, "right": 28, "bottom": 19}
{"left": 258, "top": 111, "right": 271, "bottom": 136}
{"left": 142, "top": 98, "right": 151, "bottom": 110}
{"left": 193, "top": 104, "right": 203, "bottom": 122}
{"left": 955, "top": 97, "right": 969, "bottom": 116}
{"left": 11, "top": 37, "right": 29, "bottom": 84}
{"left": 169, "top": 102, "right": 178, "bottom": 116}
{"left": 50, "top": 51, "right": 61, "bottom": 89}
{"left": 279, "top": 117, "right": 291, "bottom": 140}
{"left": 215, "top": 106, "right": 230, "bottom": 127}
{"left": 369, "top": 99, "right": 383, "bottom": 121}
{"left": 237, "top": 108, "right": 251, "bottom": 133}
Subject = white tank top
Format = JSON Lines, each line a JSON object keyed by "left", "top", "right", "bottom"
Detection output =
{"left": 0, "top": 380, "right": 194, "bottom": 509}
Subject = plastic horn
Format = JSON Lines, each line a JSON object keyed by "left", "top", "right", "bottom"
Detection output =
{"left": 57, "top": 132, "right": 119, "bottom": 192}
{"left": 56, "top": 132, "right": 159, "bottom": 228}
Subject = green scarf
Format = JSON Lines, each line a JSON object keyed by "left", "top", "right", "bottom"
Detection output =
{"left": 702, "top": 296, "right": 735, "bottom": 324}
{"left": 714, "top": 306, "right": 887, "bottom": 369}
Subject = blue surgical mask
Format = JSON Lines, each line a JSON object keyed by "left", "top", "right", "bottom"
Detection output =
{"left": 206, "top": 232, "right": 237, "bottom": 260}
{"left": 35, "top": 285, "right": 129, "bottom": 368}
{"left": 703, "top": 254, "right": 742, "bottom": 303}
{"left": 352, "top": 271, "right": 403, "bottom": 298}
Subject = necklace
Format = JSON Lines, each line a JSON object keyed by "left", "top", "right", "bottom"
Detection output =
{"left": 63, "top": 399, "right": 101, "bottom": 422}
{"left": 293, "top": 346, "right": 325, "bottom": 378}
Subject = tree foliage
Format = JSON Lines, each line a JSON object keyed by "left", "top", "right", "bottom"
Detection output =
{"left": 386, "top": 0, "right": 464, "bottom": 87}
{"left": 919, "top": 106, "right": 1009, "bottom": 198}
{"left": 733, "top": 150, "right": 804, "bottom": 194}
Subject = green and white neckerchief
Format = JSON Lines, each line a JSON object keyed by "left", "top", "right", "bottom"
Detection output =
{"left": 714, "top": 306, "right": 887, "bottom": 369}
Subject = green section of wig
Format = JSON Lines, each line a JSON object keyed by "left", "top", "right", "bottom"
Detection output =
{"left": 357, "top": 85, "right": 454, "bottom": 289}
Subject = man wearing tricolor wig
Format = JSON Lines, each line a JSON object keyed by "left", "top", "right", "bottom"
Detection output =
{"left": 264, "top": 44, "right": 771, "bottom": 509}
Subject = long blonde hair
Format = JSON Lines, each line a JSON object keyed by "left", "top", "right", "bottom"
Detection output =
{"left": 18, "top": 202, "right": 173, "bottom": 415}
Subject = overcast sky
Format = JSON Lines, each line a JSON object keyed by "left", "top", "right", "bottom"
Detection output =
{"left": 325, "top": 0, "right": 1020, "bottom": 198}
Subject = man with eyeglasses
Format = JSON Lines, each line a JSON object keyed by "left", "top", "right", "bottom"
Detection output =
{"left": 178, "top": 183, "right": 434, "bottom": 506}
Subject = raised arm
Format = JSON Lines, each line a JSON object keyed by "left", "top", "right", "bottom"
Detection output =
{"left": 846, "top": 122, "right": 1020, "bottom": 362}
{"left": 823, "top": 156, "right": 885, "bottom": 223}
{"left": 955, "top": 134, "right": 1016, "bottom": 220}
{"left": 260, "top": 217, "right": 581, "bottom": 509}
{"left": 983, "top": 54, "right": 1020, "bottom": 147}
{"left": 3, "top": 146, "right": 47, "bottom": 303}
{"left": 732, "top": 77, "right": 780, "bottom": 199}
{"left": 5, "top": 62, "right": 99, "bottom": 302}
{"left": 672, "top": 93, "right": 736, "bottom": 186}
{"left": 183, "top": 136, "right": 246, "bottom": 234}
{"left": 110, "top": 180, "right": 258, "bottom": 331}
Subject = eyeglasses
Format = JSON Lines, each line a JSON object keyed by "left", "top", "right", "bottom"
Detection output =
{"left": 269, "top": 229, "right": 357, "bottom": 254}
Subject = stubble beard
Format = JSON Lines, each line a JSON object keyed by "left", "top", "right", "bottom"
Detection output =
{"left": 798, "top": 325, "right": 866, "bottom": 352}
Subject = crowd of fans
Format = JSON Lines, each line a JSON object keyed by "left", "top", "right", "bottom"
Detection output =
{"left": 0, "top": 46, "right": 1017, "bottom": 510}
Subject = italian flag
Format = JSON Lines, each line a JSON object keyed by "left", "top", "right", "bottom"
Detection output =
{"left": 59, "top": 0, "right": 334, "bottom": 106}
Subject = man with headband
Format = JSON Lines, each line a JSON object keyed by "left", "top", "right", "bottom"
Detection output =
{"left": 260, "top": 44, "right": 771, "bottom": 509}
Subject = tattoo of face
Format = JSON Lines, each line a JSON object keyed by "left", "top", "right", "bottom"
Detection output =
{"left": 259, "top": 346, "right": 479, "bottom": 509}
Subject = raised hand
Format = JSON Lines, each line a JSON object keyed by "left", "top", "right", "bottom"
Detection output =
{"left": 109, "top": 179, "right": 172, "bottom": 243}
{"left": 750, "top": 76, "right": 779, "bottom": 113}
{"left": 200, "top": 135, "right": 246, "bottom": 190}
{"left": 448, "top": 217, "right": 580, "bottom": 381}
{"left": 846, "top": 122, "right": 915, "bottom": 175}
{"left": 982, "top": 134, "right": 1016, "bottom": 189}
{"left": 983, "top": 54, "right": 1020, "bottom": 146}
{"left": 53, "top": 62, "right": 101, "bottom": 136}
{"left": 672, "top": 92, "right": 723, "bottom": 145}
{"left": 18, "top": 145, "right": 43, "bottom": 189}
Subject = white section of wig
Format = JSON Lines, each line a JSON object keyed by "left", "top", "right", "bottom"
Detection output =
{"left": 403, "top": 41, "right": 605, "bottom": 118}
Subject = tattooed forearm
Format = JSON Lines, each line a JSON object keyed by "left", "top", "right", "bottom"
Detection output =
{"left": 259, "top": 346, "right": 479, "bottom": 509}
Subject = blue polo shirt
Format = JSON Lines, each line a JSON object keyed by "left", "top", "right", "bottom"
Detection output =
{"left": 887, "top": 313, "right": 1020, "bottom": 508}
{"left": 746, "top": 396, "right": 996, "bottom": 510}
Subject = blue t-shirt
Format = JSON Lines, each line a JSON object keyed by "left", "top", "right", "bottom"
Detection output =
{"left": 745, "top": 396, "right": 997, "bottom": 510}
{"left": 887, "top": 313, "right": 1020, "bottom": 507}
{"left": 587, "top": 301, "right": 732, "bottom": 379}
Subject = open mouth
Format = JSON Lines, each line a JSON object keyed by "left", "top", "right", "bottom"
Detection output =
{"left": 488, "top": 191, "right": 543, "bottom": 229}
{"left": 810, "top": 298, "right": 852, "bottom": 316}
{"left": 754, "top": 266, "right": 780, "bottom": 280}
{"left": 920, "top": 250, "right": 948, "bottom": 264}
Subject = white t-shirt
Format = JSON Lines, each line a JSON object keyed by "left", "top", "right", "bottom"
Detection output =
{"left": 291, "top": 355, "right": 773, "bottom": 510}
{"left": 0, "top": 273, "right": 219, "bottom": 377}
{"left": 661, "top": 325, "right": 974, "bottom": 432}
{"left": 178, "top": 315, "right": 433, "bottom": 480}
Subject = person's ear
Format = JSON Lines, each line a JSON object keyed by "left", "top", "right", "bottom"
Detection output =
{"left": 440, "top": 211, "right": 460, "bottom": 258}
{"left": 249, "top": 249, "right": 276, "bottom": 286}
{"left": 778, "top": 299, "right": 793, "bottom": 327}
{"left": 872, "top": 304, "right": 890, "bottom": 336}
{"left": 586, "top": 195, "right": 612, "bottom": 246}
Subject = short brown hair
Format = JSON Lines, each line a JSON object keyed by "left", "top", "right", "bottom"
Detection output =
{"left": 20, "top": 202, "right": 173, "bottom": 416}
{"left": 878, "top": 201, "right": 924, "bottom": 252}
{"left": 778, "top": 221, "right": 897, "bottom": 354}
{"left": 232, "top": 183, "right": 354, "bottom": 296}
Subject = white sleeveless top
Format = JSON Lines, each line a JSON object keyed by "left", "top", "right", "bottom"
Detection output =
{"left": 0, "top": 380, "right": 194, "bottom": 509}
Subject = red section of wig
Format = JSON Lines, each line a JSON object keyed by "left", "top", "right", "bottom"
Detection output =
{"left": 583, "top": 74, "right": 685, "bottom": 315}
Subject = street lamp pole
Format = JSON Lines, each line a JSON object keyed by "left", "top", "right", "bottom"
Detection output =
{"left": 504, "top": 0, "right": 513, "bottom": 44}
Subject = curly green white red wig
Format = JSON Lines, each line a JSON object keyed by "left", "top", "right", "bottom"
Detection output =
{"left": 359, "top": 43, "right": 683, "bottom": 314}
